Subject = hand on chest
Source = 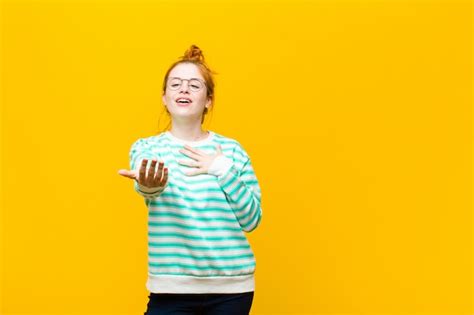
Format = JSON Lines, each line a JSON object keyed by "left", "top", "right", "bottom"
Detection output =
{"left": 171, "top": 144, "right": 223, "bottom": 177}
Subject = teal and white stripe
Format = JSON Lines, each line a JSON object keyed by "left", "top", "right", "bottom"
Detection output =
{"left": 128, "top": 130, "right": 262, "bottom": 293}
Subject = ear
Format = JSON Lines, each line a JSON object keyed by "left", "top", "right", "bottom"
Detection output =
{"left": 206, "top": 97, "right": 212, "bottom": 109}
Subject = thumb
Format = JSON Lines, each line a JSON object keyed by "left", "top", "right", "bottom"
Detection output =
{"left": 216, "top": 144, "right": 222, "bottom": 154}
{"left": 118, "top": 169, "right": 137, "bottom": 180}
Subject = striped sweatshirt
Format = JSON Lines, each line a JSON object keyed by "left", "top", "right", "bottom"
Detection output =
{"left": 128, "top": 130, "right": 263, "bottom": 293}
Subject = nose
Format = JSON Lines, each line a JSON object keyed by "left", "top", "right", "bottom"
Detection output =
{"left": 179, "top": 80, "right": 190, "bottom": 93}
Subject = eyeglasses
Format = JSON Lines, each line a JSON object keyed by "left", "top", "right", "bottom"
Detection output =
{"left": 167, "top": 77, "right": 206, "bottom": 92}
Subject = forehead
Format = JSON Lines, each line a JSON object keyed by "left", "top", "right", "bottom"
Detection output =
{"left": 169, "top": 63, "right": 203, "bottom": 80}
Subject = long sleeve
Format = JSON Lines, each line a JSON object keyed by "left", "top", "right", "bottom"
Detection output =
{"left": 129, "top": 138, "right": 168, "bottom": 200}
{"left": 141, "top": 130, "right": 259, "bottom": 294}
{"left": 209, "top": 145, "right": 263, "bottom": 233}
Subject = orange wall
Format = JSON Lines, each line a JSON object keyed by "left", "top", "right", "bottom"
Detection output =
{"left": 1, "top": 0, "right": 472, "bottom": 314}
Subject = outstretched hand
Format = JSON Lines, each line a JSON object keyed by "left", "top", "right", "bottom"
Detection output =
{"left": 118, "top": 159, "right": 168, "bottom": 189}
{"left": 178, "top": 144, "right": 223, "bottom": 176}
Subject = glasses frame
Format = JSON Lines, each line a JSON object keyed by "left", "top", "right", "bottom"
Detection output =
{"left": 166, "top": 77, "right": 207, "bottom": 92}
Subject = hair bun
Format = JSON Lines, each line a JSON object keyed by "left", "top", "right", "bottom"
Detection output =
{"left": 181, "top": 44, "right": 205, "bottom": 63}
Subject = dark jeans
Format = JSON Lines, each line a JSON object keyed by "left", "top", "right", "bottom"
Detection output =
{"left": 144, "top": 291, "right": 254, "bottom": 315}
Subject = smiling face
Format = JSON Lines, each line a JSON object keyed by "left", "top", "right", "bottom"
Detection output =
{"left": 162, "top": 62, "right": 212, "bottom": 122}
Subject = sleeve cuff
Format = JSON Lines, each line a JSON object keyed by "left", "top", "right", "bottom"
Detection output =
{"left": 208, "top": 155, "right": 233, "bottom": 177}
{"left": 136, "top": 181, "right": 166, "bottom": 194}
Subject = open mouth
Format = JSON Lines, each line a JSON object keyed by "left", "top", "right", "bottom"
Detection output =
{"left": 176, "top": 97, "right": 192, "bottom": 106}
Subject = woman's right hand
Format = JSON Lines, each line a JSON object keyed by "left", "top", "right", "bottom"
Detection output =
{"left": 118, "top": 158, "right": 168, "bottom": 189}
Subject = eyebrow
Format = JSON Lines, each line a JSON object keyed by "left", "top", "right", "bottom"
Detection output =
{"left": 169, "top": 76, "right": 202, "bottom": 80}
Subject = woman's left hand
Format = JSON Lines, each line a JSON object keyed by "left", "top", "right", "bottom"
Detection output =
{"left": 178, "top": 144, "right": 223, "bottom": 176}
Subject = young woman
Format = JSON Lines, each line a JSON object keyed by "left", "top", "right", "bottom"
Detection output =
{"left": 118, "top": 45, "right": 263, "bottom": 315}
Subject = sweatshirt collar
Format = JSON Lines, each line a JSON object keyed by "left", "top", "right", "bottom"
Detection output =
{"left": 165, "top": 130, "right": 215, "bottom": 145}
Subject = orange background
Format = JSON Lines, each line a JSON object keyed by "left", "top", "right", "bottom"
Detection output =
{"left": 1, "top": 0, "right": 472, "bottom": 314}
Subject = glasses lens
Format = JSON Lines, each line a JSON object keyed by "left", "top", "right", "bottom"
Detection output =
{"left": 168, "top": 78, "right": 182, "bottom": 90}
{"left": 167, "top": 78, "right": 204, "bottom": 91}
{"left": 189, "top": 79, "right": 203, "bottom": 91}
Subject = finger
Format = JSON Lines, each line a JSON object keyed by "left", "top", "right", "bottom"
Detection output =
{"left": 160, "top": 167, "right": 168, "bottom": 185}
{"left": 185, "top": 169, "right": 202, "bottom": 176}
{"left": 147, "top": 159, "right": 157, "bottom": 184}
{"left": 118, "top": 169, "right": 137, "bottom": 180}
{"left": 183, "top": 145, "right": 204, "bottom": 156}
{"left": 139, "top": 159, "right": 148, "bottom": 183}
{"left": 179, "top": 148, "right": 201, "bottom": 160}
{"left": 153, "top": 161, "right": 164, "bottom": 183}
{"left": 178, "top": 159, "right": 195, "bottom": 167}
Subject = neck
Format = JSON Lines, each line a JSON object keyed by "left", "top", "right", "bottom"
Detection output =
{"left": 169, "top": 124, "right": 209, "bottom": 142}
